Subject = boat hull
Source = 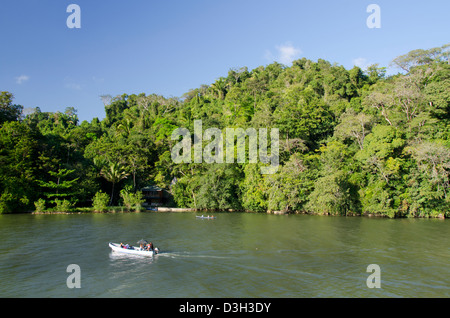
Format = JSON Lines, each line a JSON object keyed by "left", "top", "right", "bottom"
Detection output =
{"left": 109, "top": 242, "right": 154, "bottom": 257}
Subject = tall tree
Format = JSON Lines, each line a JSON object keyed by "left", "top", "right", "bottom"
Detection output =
{"left": 101, "top": 162, "right": 129, "bottom": 205}
{"left": 0, "top": 91, "right": 23, "bottom": 125}
{"left": 38, "top": 168, "right": 79, "bottom": 204}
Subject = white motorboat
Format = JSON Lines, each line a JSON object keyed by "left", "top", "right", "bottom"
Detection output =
{"left": 109, "top": 242, "right": 158, "bottom": 256}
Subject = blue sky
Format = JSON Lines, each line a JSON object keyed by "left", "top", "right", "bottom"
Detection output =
{"left": 1, "top": 0, "right": 449, "bottom": 122}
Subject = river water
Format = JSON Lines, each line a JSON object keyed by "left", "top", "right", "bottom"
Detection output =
{"left": 0, "top": 212, "right": 448, "bottom": 298}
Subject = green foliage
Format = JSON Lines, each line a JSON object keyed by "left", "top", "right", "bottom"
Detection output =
{"left": 265, "top": 154, "right": 314, "bottom": 212}
{"left": 38, "top": 168, "right": 79, "bottom": 204}
{"left": 1, "top": 44, "right": 449, "bottom": 218}
{"left": 274, "top": 86, "right": 335, "bottom": 147}
{"left": 54, "top": 199, "right": 72, "bottom": 212}
{"left": 92, "top": 191, "right": 109, "bottom": 212}
{"left": 100, "top": 162, "right": 129, "bottom": 205}
{"left": 306, "top": 171, "right": 352, "bottom": 215}
{"left": 195, "top": 164, "right": 243, "bottom": 211}
{"left": 34, "top": 199, "right": 46, "bottom": 213}
{"left": 120, "top": 186, "right": 145, "bottom": 212}
{"left": 0, "top": 91, "right": 23, "bottom": 124}
{"left": 240, "top": 164, "right": 268, "bottom": 212}
{"left": 357, "top": 125, "right": 405, "bottom": 162}
{"left": 0, "top": 121, "right": 38, "bottom": 213}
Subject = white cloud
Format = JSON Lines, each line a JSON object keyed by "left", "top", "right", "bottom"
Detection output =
{"left": 265, "top": 42, "right": 302, "bottom": 65}
{"left": 92, "top": 76, "right": 104, "bottom": 84}
{"left": 276, "top": 43, "right": 302, "bottom": 65}
{"left": 263, "top": 49, "right": 274, "bottom": 62}
{"left": 64, "top": 76, "right": 82, "bottom": 90}
{"left": 65, "top": 82, "right": 82, "bottom": 90}
{"left": 15, "top": 75, "right": 30, "bottom": 84}
{"left": 353, "top": 57, "right": 369, "bottom": 69}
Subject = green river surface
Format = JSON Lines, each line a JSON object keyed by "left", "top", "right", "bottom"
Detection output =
{"left": 0, "top": 212, "right": 448, "bottom": 298}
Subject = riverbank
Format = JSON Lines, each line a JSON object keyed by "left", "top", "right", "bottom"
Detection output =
{"left": 147, "top": 207, "right": 447, "bottom": 219}
{"left": 29, "top": 206, "right": 447, "bottom": 219}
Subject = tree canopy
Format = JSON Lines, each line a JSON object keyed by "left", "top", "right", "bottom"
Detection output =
{"left": 1, "top": 44, "right": 449, "bottom": 218}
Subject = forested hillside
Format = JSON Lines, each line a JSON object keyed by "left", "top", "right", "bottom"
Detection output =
{"left": 1, "top": 44, "right": 449, "bottom": 217}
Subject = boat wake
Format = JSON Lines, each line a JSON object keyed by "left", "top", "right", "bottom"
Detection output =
{"left": 157, "top": 251, "right": 229, "bottom": 260}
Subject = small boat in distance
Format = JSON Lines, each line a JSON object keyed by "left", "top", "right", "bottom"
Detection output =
{"left": 109, "top": 242, "right": 159, "bottom": 256}
{"left": 196, "top": 215, "right": 216, "bottom": 219}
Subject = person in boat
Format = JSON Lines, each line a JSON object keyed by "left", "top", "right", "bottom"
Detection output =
{"left": 148, "top": 242, "right": 159, "bottom": 254}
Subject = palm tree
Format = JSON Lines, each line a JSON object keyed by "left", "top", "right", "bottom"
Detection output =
{"left": 116, "top": 118, "right": 133, "bottom": 137}
{"left": 101, "top": 162, "right": 129, "bottom": 205}
{"left": 210, "top": 77, "right": 227, "bottom": 100}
